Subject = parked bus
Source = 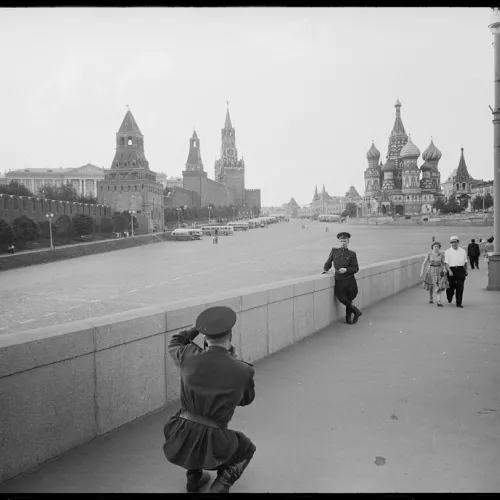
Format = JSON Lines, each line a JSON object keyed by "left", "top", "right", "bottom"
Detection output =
{"left": 318, "top": 214, "right": 341, "bottom": 222}
{"left": 200, "top": 225, "right": 235, "bottom": 236}
{"left": 227, "top": 222, "right": 249, "bottom": 231}
{"left": 171, "top": 229, "right": 202, "bottom": 240}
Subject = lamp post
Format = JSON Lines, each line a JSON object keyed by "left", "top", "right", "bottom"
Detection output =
{"left": 488, "top": 7, "right": 500, "bottom": 290}
{"left": 46, "top": 213, "right": 54, "bottom": 250}
{"left": 232, "top": 206, "right": 236, "bottom": 221}
{"left": 128, "top": 210, "right": 136, "bottom": 237}
{"left": 208, "top": 206, "right": 212, "bottom": 224}
{"left": 176, "top": 207, "right": 182, "bottom": 228}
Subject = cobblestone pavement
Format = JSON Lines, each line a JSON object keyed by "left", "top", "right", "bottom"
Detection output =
{"left": 0, "top": 221, "right": 481, "bottom": 334}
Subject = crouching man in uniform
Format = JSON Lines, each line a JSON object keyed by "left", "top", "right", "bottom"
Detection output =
{"left": 322, "top": 231, "right": 362, "bottom": 325}
{"left": 163, "top": 306, "right": 256, "bottom": 493}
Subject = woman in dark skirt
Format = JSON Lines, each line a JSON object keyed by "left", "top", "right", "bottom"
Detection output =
{"left": 420, "top": 241, "right": 449, "bottom": 307}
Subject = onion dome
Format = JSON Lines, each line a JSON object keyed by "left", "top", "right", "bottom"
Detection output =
{"left": 422, "top": 139, "right": 442, "bottom": 162}
{"left": 382, "top": 158, "right": 395, "bottom": 172}
{"left": 400, "top": 136, "right": 420, "bottom": 158}
{"left": 366, "top": 142, "right": 381, "bottom": 160}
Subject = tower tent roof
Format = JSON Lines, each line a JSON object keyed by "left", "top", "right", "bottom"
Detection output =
{"left": 224, "top": 108, "right": 233, "bottom": 129}
{"left": 192, "top": 130, "right": 198, "bottom": 139}
{"left": 455, "top": 148, "right": 473, "bottom": 183}
{"left": 391, "top": 99, "right": 407, "bottom": 136}
{"left": 346, "top": 185, "right": 361, "bottom": 198}
{"left": 288, "top": 197, "right": 300, "bottom": 208}
{"left": 118, "top": 110, "right": 142, "bottom": 135}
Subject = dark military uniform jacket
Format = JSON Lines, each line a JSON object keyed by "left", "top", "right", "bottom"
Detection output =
{"left": 323, "top": 247, "right": 359, "bottom": 281}
{"left": 163, "top": 329, "right": 255, "bottom": 470}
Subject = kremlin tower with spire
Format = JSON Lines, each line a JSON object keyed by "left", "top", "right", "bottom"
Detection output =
{"left": 361, "top": 100, "right": 443, "bottom": 216}
{"left": 98, "top": 108, "right": 165, "bottom": 232}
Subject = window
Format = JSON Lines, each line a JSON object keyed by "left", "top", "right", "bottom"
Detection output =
{"left": 124, "top": 162, "right": 127, "bottom": 167}
{"left": 100, "top": 185, "right": 103, "bottom": 191}
{"left": 121, "top": 185, "right": 123, "bottom": 191}
{"left": 128, "top": 137, "right": 133, "bottom": 146}
{"left": 108, "top": 186, "right": 110, "bottom": 191}
{"left": 193, "top": 141, "right": 197, "bottom": 148}
{"left": 120, "top": 137, "right": 125, "bottom": 146}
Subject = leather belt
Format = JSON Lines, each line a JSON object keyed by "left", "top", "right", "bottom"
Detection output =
{"left": 179, "top": 410, "right": 225, "bottom": 430}
{"left": 450, "top": 266, "right": 464, "bottom": 268}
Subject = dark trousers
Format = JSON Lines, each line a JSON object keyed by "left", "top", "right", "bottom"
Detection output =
{"left": 335, "top": 277, "right": 359, "bottom": 317}
{"left": 446, "top": 266, "right": 466, "bottom": 305}
{"left": 469, "top": 256, "right": 479, "bottom": 269}
{"left": 187, "top": 431, "right": 256, "bottom": 475}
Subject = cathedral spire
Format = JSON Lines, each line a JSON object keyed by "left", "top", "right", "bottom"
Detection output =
{"left": 391, "top": 99, "right": 406, "bottom": 136}
{"left": 186, "top": 129, "right": 204, "bottom": 172}
{"left": 455, "top": 147, "right": 472, "bottom": 183}
{"left": 224, "top": 102, "right": 233, "bottom": 130}
{"left": 314, "top": 185, "right": 318, "bottom": 197}
{"left": 118, "top": 109, "right": 142, "bottom": 135}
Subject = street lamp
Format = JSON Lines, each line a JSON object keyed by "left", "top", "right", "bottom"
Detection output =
{"left": 46, "top": 213, "right": 55, "bottom": 250}
{"left": 488, "top": 7, "right": 500, "bottom": 290}
{"left": 208, "top": 206, "right": 212, "bottom": 224}
{"left": 128, "top": 210, "right": 136, "bottom": 236}
{"left": 176, "top": 207, "right": 182, "bottom": 228}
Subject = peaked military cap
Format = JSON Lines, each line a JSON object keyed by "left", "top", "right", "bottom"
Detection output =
{"left": 337, "top": 231, "right": 351, "bottom": 240}
{"left": 195, "top": 306, "right": 237, "bottom": 339}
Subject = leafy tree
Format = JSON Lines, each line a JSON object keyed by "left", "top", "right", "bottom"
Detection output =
{"left": 0, "top": 219, "right": 16, "bottom": 250}
{"left": 0, "top": 181, "right": 34, "bottom": 197}
{"left": 12, "top": 215, "right": 40, "bottom": 248}
{"left": 55, "top": 214, "right": 73, "bottom": 236}
{"left": 484, "top": 193, "right": 494, "bottom": 210}
{"left": 37, "top": 184, "right": 60, "bottom": 201}
{"left": 120, "top": 210, "right": 139, "bottom": 230}
{"left": 445, "top": 194, "right": 464, "bottom": 213}
{"left": 433, "top": 197, "right": 446, "bottom": 213}
{"left": 112, "top": 214, "right": 128, "bottom": 232}
{"left": 72, "top": 213, "right": 95, "bottom": 236}
{"left": 341, "top": 202, "right": 358, "bottom": 218}
{"left": 56, "top": 182, "right": 79, "bottom": 202}
{"left": 99, "top": 216, "right": 114, "bottom": 233}
{"left": 78, "top": 194, "right": 98, "bottom": 205}
{"left": 163, "top": 187, "right": 174, "bottom": 196}
{"left": 472, "top": 195, "right": 484, "bottom": 212}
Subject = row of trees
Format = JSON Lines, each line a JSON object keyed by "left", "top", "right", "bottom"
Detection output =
{"left": 0, "top": 211, "right": 138, "bottom": 251}
{"left": 0, "top": 180, "right": 98, "bottom": 205}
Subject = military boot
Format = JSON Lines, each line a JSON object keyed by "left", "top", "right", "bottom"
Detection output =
{"left": 209, "top": 453, "right": 254, "bottom": 494}
{"left": 345, "top": 311, "right": 353, "bottom": 324}
{"left": 186, "top": 469, "right": 210, "bottom": 493}
{"left": 351, "top": 305, "right": 363, "bottom": 324}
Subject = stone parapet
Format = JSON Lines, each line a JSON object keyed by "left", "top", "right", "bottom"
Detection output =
{"left": 0, "top": 254, "right": 424, "bottom": 483}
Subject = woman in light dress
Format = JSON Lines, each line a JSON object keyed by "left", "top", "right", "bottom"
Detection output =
{"left": 420, "top": 241, "right": 449, "bottom": 307}
{"left": 484, "top": 237, "right": 494, "bottom": 265}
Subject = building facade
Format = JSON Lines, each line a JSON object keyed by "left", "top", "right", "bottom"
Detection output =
{"left": 309, "top": 184, "right": 361, "bottom": 215}
{"left": 3, "top": 164, "right": 105, "bottom": 197}
{"left": 97, "top": 109, "right": 164, "bottom": 233}
{"left": 360, "top": 99, "right": 443, "bottom": 216}
{"left": 441, "top": 148, "right": 495, "bottom": 211}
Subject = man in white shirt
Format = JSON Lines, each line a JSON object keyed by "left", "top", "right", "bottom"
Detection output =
{"left": 444, "top": 236, "right": 469, "bottom": 308}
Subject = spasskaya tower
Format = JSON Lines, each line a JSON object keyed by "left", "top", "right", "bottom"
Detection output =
{"left": 214, "top": 105, "right": 245, "bottom": 206}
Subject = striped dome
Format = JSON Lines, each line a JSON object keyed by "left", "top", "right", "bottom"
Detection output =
{"left": 400, "top": 136, "right": 420, "bottom": 158}
{"left": 366, "top": 142, "right": 381, "bottom": 160}
{"left": 422, "top": 139, "right": 442, "bottom": 162}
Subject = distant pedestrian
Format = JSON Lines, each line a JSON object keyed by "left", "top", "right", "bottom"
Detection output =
{"left": 484, "top": 237, "right": 494, "bottom": 265}
{"left": 8, "top": 244, "right": 15, "bottom": 254}
{"left": 467, "top": 238, "right": 480, "bottom": 270}
{"left": 420, "top": 241, "right": 448, "bottom": 306}
{"left": 213, "top": 228, "right": 219, "bottom": 244}
{"left": 444, "top": 236, "right": 468, "bottom": 308}
{"left": 322, "top": 231, "right": 362, "bottom": 325}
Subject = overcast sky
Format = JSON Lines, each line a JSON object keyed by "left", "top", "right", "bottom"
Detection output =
{"left": 1, "top": 7, "right": 495, "bottom": 207}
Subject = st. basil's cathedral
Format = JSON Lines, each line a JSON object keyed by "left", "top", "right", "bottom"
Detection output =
{"left": 360, "top": 99, "right": 444, "bottom": 217}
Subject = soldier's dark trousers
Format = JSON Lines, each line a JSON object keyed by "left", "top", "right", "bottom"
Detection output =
{"left": 469, "top": 256, "right": 479, "bottom": 269}
{"left": 335, "top": 277, "right": 359, "bottom": 317}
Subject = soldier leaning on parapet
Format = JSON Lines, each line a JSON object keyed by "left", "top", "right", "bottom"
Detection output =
{"left": 163, "top": 306, "right": 256, "bottom": 494}
{"left": 322, "top": 231, "right": 362, "bottom": 325}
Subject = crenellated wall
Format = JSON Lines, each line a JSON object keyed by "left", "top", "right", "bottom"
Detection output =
{"left": 0, "top": 194, "right": 111, "bottom": 226}
{"left": 0, "top": 253, "right": 425, "bottom": 483}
